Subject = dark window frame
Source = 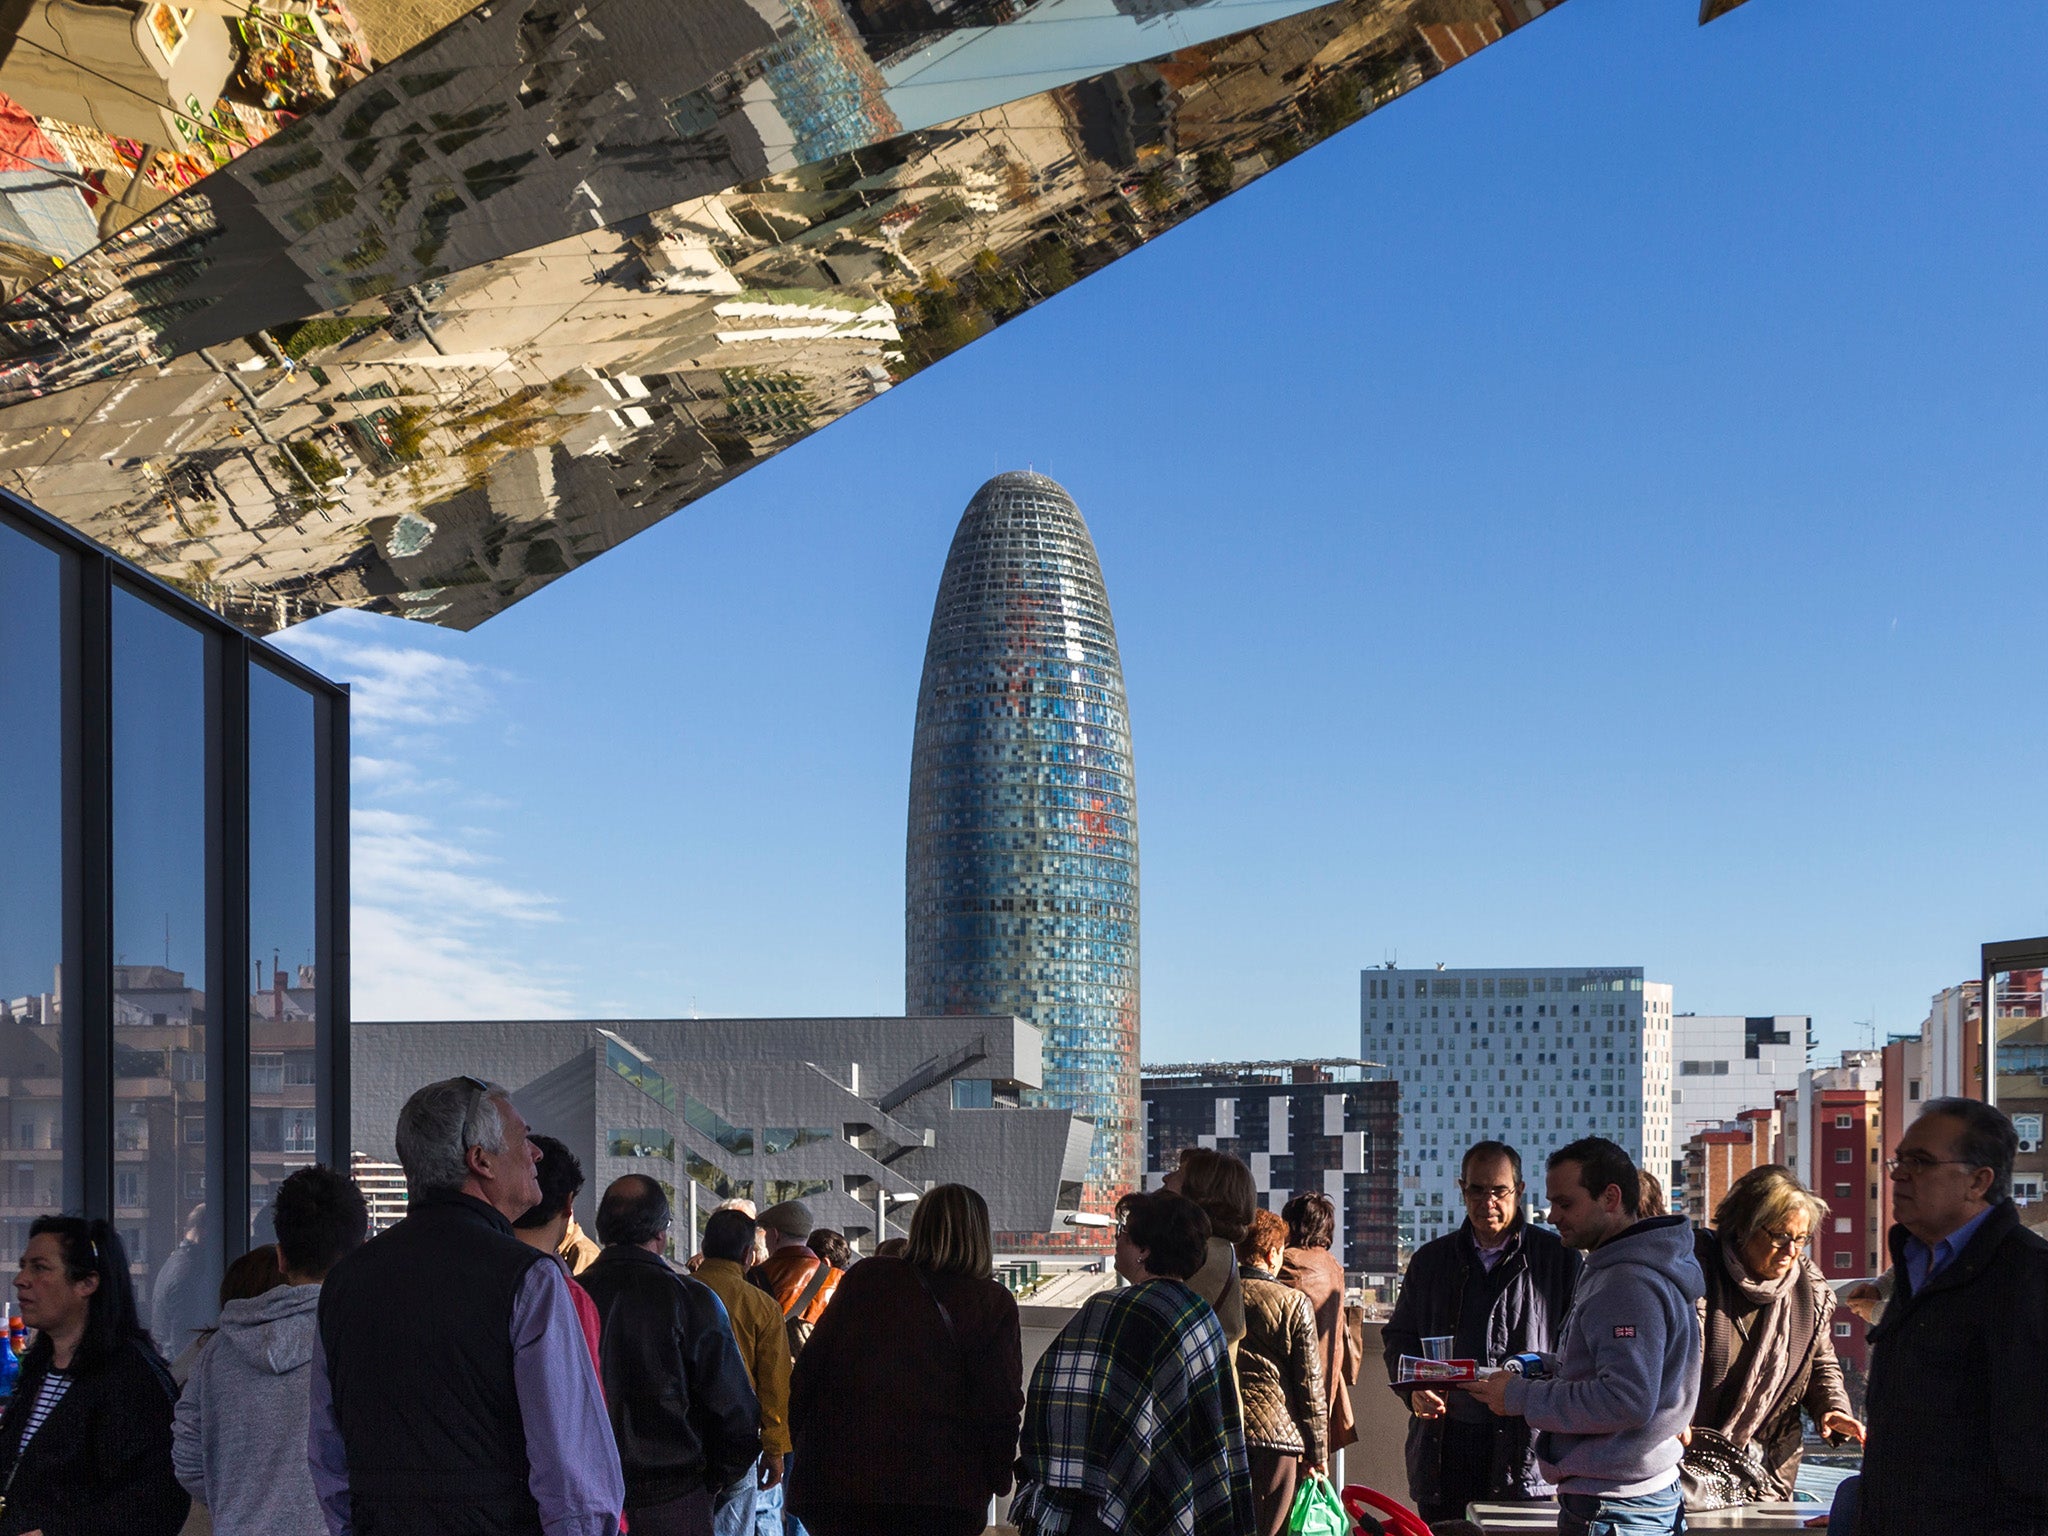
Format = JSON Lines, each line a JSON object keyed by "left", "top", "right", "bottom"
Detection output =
{"left": 1, "top": 490, "right": 348, "bottom": 1277}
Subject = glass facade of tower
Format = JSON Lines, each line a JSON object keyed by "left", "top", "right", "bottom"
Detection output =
{"left": 907, "top": 473, "right": 1138, "bottom": 1239}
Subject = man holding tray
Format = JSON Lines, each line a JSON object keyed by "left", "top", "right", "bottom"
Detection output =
{"left": 1384, "top": 1141, "right": 1579, "bottom": 1525}
{"left": 1459, "top": 1137, "right": 1702, "bottom": 1536}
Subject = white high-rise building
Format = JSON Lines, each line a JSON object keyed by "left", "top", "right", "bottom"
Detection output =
{"left": 1361, "top": 964, "right": 1675, "bottom": 1253}
{"left": 1670, "top": 1014, "right": 1811, "bottom": 1146}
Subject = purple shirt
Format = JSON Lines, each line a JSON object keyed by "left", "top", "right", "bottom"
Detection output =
{"left": 308, "top": 1256, "right": 624, "bottom": 1536}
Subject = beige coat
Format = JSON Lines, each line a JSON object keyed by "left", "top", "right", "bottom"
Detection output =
{"left": 1188, "top": 1234, "right": 1247, "bottom": 1372}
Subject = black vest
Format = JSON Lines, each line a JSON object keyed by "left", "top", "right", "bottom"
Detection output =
{"left": 318, "top": 1189, "right": 548, "bottom": 1536}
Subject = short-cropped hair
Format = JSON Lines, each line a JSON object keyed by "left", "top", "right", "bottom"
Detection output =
{"left": 1461, "top": 1141, "right": 1524, "bottom": 1184}
{"left": 1713, "top": 1164, "right": 1825, "bottom": 1246}
{"left": 1173, "top": 1147, "right": 1257, "bottom": 1244}
{"left": 808, "top": 1228, "right": 853, "bottom": 1271}
{"left": 514, "top": 1135, "right": 585, "bottom": 1230}
{"left": 701, "top": 1208, "right": 758, "bottom": 1265}
{"left": 1237, "top": 1207, "right": 1290, "bottom": 1268}
{"left": 1920, "top": 1097, "right": 2019, "bottom": 1202}
{"left": 1117, "top": 1190, "right": 1210, "bottom": 1281}
{"left": 597, "top": 1174, "right": 671, "bottom": 1247}
{"left": 1281, "top": 1191, "right": 1335, "bottom": 1250}
{"left": 273, "top": 1164, "right": 369, "bottom": 1280}
{"left": 905, "top": 1184, "right": 994, "bottom": 1280}
{"left": 396, "top": 1077, "right": 511, "bottom": 1197}
{"left": 1549, "top": 1136, "right": 1641, "bottom": 1218}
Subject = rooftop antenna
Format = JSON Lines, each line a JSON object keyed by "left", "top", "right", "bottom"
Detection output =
{"left": 163, "top": 915, "right": 170, "bottom": 968}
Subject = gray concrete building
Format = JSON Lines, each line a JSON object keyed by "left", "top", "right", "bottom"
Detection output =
{"left": 352, "top": 1016, "right": 1094, "bottom": 1251}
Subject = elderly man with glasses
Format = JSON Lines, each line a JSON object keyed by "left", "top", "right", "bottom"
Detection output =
{"left": 1382, "top": 1140, "right": 1581, "bottom": 1525}
{"left": 309, "top": 1076, "right": 626, "bottom": 1536}
{"left": 1857, "top": 1097, "right": 2048, "bottom": 1536}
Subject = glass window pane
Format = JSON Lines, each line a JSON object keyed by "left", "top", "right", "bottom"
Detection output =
{"left": 0, "top": 520, "right": 67, "bottom": 1286}
{"left": 1993, "top": 964, "right": 2046, "bottom": 1214}
{"left": 248, "top": 665, "right": 320, "bottom": 1247}
{"left": 113, "top": 585, "right": 219, "bottom": 1357}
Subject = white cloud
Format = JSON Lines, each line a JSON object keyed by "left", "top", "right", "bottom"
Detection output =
{"left": 272, "top": 613, "right": 583, "bottom": 1019}
{"left": 349, "top": 904, "right": 577, "bottom": 1021}
{"left": 276, "top": 613, "right": 492, "bottom": 734}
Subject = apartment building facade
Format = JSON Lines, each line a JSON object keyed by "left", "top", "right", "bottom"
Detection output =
{"left": 1362, "top": 965, "right": 1674, "bottom": 1253}
{"left": 1140, "top": 1060, "right": 1399, "bottom": 1278}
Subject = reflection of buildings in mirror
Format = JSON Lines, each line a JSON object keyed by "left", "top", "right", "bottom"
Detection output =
{"left": 0, "top": 0, "right": 1556, "bottom": 633}
{"left": 0, "top": 518, "right": 65, "bottom": 1294}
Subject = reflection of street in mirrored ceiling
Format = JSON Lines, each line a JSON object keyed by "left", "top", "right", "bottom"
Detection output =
{"left": 0, "top": 0, "right": 1603, "bottom": 632}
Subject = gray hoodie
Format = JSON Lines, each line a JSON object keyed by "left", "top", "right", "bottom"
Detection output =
{"left": 1502, "top": 1215, "right": 1704, "bottom": 1499}
{"left": 171, "top": 1283, "right": 328, "bottom": 1536}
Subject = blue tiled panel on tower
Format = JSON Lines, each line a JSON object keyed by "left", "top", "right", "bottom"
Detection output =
{"left": 907, "top": 472, "right": 1138, "bottom": 1244}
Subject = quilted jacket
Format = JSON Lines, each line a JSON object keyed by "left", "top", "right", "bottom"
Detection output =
{"left": 1237, "top": 1266, "right": 1328, "bottom": 1463}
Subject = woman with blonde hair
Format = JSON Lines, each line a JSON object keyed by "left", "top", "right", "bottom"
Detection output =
{"left": 1165, "top": 1146, "right": 1254, "bottom": 1363}
{"left": 1682, "top": 1163, "right": 1863, "bottom": 1508}
{"left": 788, "top": 1184, "right": 1024, "bottom": 1536}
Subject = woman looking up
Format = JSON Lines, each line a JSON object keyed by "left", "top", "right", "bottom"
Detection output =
{"left": 1163, "top": 1147, "right": 1254, "bottom": 1369}
{"left": 0, "top": 1217, "right": 189, "bottom": 1536}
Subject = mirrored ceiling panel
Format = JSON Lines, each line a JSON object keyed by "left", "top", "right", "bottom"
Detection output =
{"left": 0, "top": 0, "right": 1560, "bottom": 629}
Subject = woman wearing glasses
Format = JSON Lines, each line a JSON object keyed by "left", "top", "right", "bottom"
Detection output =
{"left": 0, "top": 1217, "right": 189, "bottom": 1536}
{"left": 1680, "top": 1164, "right": 1863, "bottom": 1509}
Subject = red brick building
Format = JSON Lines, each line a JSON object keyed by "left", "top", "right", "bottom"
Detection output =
{"left": 1681, "top": 1107, "right": 1778, "bottom": 1225}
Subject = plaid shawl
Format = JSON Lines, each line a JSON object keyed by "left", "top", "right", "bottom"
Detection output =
{"left": 1012, "top": 1278, "right": 1255, "bottom": 1536}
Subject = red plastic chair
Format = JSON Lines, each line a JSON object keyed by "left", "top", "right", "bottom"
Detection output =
{"left": 1338, "top": 1484, "right": 1435, "bottom": 1536}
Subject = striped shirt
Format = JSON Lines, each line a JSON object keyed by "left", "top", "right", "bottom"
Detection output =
{"left": 18, "top": 1369, "right": 71, "bottom": 1450}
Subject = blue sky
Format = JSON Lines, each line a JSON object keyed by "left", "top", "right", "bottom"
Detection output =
{"left": 278, "top": 0, "right": 2048, "bottom": 1064}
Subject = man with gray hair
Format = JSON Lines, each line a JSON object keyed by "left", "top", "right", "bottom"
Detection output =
{"left": 1860, "top": 1096, "right": 2048, "bottom": 1536}
{"left": 309, "top": 1077, "right": 626, "bottom": 1536}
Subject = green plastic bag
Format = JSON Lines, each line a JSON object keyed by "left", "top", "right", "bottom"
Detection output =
{"left": 1285, "top": 1473, "right": 1350, "bottom": 1536}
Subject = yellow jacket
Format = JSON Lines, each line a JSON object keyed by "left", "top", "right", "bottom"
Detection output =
{"left": 557, "top": 1216, "right": 602, "bottom": 1276}
{"left": 695, "top": 1256, "right": 793, "bottom": 1457}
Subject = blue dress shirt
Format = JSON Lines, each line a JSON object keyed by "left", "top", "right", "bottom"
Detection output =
{"left": 1900, "top": 1202, "right": 1995, "bottom": 1296}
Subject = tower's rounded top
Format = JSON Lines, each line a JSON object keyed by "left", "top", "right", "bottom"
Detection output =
{"left": 974, "top": 470, "right": 1072, "bottom": 497}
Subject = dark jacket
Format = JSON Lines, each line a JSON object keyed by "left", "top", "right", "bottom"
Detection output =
{"left": 579, "top": 1243, "right": 762, "bottom": 1507}
{"left": 1238, "top": 1267, "right": 1328, "bottom": 1463}
{"left": 1688, "top": 1228, "right": 1849, "bottom": 1493}
{"left": 0, "top": 1333, "right": 189, "bottom": 1536}
{"left": 787, "top": 1255, "right": 1023, "bottom": 1520}
{"left": 318, "top": 1188, "right": 550, "bottom": 1536}
{"left": 1863, "top": 1201, "right": 2048, "bottom": 1536}
{"left": 1384, "top": 1219, "right": 1580, "bottom": 1508}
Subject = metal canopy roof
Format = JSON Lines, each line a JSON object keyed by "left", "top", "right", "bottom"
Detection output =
{"left": 0, "top": 0, "right": 1743, "bottom": 632}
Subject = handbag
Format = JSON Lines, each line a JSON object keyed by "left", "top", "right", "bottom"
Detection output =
{"left": 1678, "top": 1426, "right": 1786, "bottom": 1511}
{"left": 1284, "top": 1474, "right": 1350, "bottom": 1536}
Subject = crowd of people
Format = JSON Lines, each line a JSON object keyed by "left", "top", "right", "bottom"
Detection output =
{"left": 1, "top": 1078, "right": 2042, "bottom": 1536}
